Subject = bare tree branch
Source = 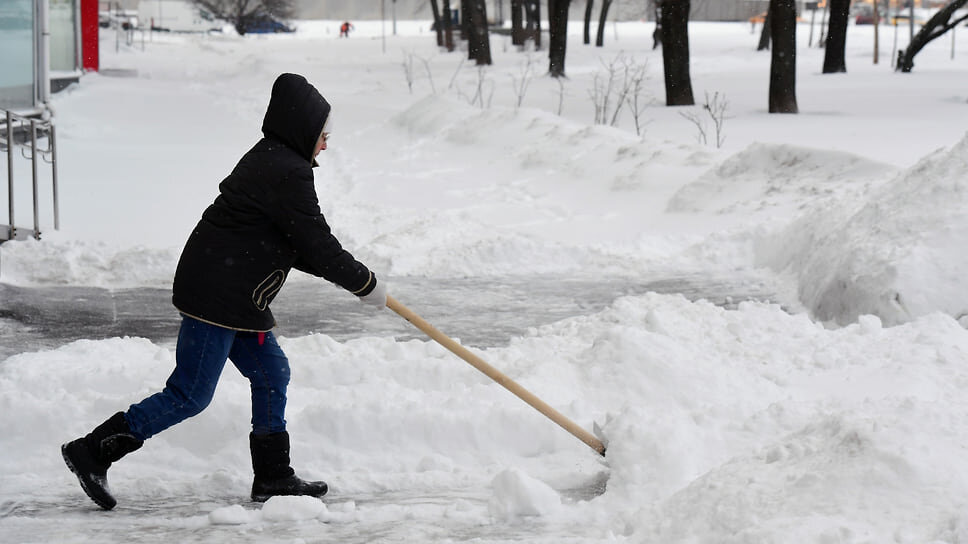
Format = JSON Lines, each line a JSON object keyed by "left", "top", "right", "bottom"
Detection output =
{"left": 897, "top": 0, "right": 968, "bottom": 72}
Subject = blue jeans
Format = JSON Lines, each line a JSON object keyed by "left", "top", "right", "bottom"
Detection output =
{"left": 124, "top": 316, "right": 291, "bottom": 440}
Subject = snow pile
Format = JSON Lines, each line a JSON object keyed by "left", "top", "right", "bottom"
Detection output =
{"left": 759, "top": 134, "right": 968, "bottom": 325}
{"left": 667, "top": 141, "right": 894, "bottom": 216}
{"left": 488, "top": 468, "right": 562, "bottom": 519}
{"left": 260, "top": 495, "right": 326, "bottom": 521}
{"left": 0, "top": 236, "right": 177, "bottom": 288}
{"left": 4, "top": 293, "right": 968, "bottom": 541}
{"left": 209, "top": 504, "right": 251, "bottom": 525}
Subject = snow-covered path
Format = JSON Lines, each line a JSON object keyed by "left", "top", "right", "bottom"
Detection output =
{"left": 0, "top": 271, "right": 777, "bottom": 359}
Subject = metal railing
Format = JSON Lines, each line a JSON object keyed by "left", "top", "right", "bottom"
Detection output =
{"left": 1, "top": 109, "right": 59, "bottom": 242}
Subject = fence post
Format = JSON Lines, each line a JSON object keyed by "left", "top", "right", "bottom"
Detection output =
{"left": 51, "top": 123, "right": 59, "bottom": 230}
{"left": 6, "top": 111, "right": 13, "bottom": 240}
{"left": 31, "top": 120, "right": 40, "bottom": 238}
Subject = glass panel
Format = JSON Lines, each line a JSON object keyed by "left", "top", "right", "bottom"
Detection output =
{"left": 50, "top": 0, "right": 77, "bottom": 73}
{"left": 0, "top": 0, "right": 35, "bottom": 110}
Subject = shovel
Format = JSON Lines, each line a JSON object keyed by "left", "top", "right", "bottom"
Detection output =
{"left": 386, "top": 295, "right": 606, "bottom": 456}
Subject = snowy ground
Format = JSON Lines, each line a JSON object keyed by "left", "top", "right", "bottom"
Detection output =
{"left": 2, "top": 18, "right": 968, "bottom": 544}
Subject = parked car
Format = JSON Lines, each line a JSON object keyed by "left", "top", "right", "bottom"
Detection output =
{"left": 98, "top": 9, "right": 138, "bottom": 30}
{"left": 852, "top": 3, "right": 887, "bottom": 25}
{"left": 245, "top": 16, "right": 293, "bottom": 34}
{"left": 139, "top": 0, "right": 223, "bottom": 33}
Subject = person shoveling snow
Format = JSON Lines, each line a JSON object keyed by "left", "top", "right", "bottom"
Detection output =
{"left": 61, "top": 73, "right": 388, "bottom": 510}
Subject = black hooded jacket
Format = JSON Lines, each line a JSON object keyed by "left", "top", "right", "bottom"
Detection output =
{"left": 172, "top": 73, "right": 376, "bottom": 331}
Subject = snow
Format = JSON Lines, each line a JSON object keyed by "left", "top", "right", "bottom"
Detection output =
{"left": 2, "top": 18, "right": 968, "bottom": 543}
{"left": 488, "top": 468, "right": 562, "bottom": 519}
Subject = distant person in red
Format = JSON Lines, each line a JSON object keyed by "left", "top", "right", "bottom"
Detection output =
{"left": 339, "top": 21, "right": 354, "bottom": 37}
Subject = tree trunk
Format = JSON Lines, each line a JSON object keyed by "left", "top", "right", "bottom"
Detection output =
{"left": 769, "top": 0, "right": 798, "bottom": 113}
{"left": 430, "top": 0, "right": 444, "bottom": 47}
{"left": 757, "top": 5, "right": 772, "bottom": 51}
{"left": 872, "top": 0, "right": 880, "bottom": 64}
{"left": 548, "top": 0, "right": 571, "bottom": 77}
{"left": 583, "top": 0, "right": 593, "bottom": 44}
{"left": 822, "top": 0, "right": 850, "bottom": 72}
{"left": 468, "top": 0, "right": 492, "bottom": 64}
{"left": 660, "top": 0, "right": 694, "bottom": 106}
{"left": 511, "top": 0, "right": 524, "bottom": 45}
{"left": 897, "top": 0, "right": 968, "bottom": 72}
{"left": 528, "top": 0, "right": 542, "bottom": 49}
{"left": 443, "top": 0, "right": 455, "bottom": 51}
{"left": 460, "top": 0, "right": 470, "bottom": 40}
{"left": 595, "top": 0, "right": 613, "bottom": 47}
{"left": 818, "top": 1, "right": 828, "bottom": 47}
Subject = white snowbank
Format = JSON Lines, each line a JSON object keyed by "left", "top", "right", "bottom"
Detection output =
{"left": 4, "top": 294, "right": 968, "bottom": 542}
{"left": 758, "top": 134, "right": 968, "bottom": 325}
{"left": 488, "top": 468, "right": 562, "bottom": 519}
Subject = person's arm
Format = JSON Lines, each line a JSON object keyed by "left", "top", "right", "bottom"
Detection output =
{"left": 268, "top": 165, "right": 375, "bottom": 296}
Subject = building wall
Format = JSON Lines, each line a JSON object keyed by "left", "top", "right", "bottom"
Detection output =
{"left": 124, "top": 0, "right": 780, "bottom": 23}
{"left": 294, "top": 0, "right": 432, "bottom": 20}
{"left": 102, "top": 0, "right": 139, "bottom": 9}
{"left": 691, "top": 0, "right": 771, "bottom": 21}
{"left": 292, "top": 0, "right": 771, "bottom": 22}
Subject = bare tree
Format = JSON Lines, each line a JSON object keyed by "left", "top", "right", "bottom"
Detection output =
{"left": 872, "top": 0, "right": 881, "bottom": 64}
{"left": 442, "top": 0, "right": 455, "bottom": 51}
{"left": 459, "top": 0, "right": 470, "bottom": 40}
{"left": 511, "top": 0, "right": 540, "bottom": 49}
{"left": 190, "top": 0, "right": 293, "bottom": 35}
{"left": 401, "top": 51, "right": 437, "bottom": 95}
{"left": 768, "top": 0, "right": 798, "bottom": 113}
{"left": 402, "top": 52, "right": 416, "bottom": 93}
{"left": 680, "top": 91, "right": 729, "bottom": 147}
{"left": 556, "top": 77, "right": 566, "bottom": 115}
{"left": 588, "top": 53, "right": 649, "bottom": 130}
{"left": 822, "top": 0, "right": 850, "bottom": 73}
{"left": 897, "top": 0, "right": 968, "bottom": 72}
{"left": 680, "top": 107, "right": 708, "bottom": 145}
{"left": 595, "top": 0, "right": 614, "bottom": 47}
{"left": 511, "top": 54, "right": 536, "bottom": 108}
{"left": 469, "top": 66, "right": 494, "bottom": 109}
{"left": 588, "top": 56, "right": 619, "bottom": 125}
{"left": 467, "top": 0, "right": 492, "bottom": 65}
{"left": 420, "top": 56, "right": 438, "bottom": 94}
{"left": 527, "top": 0, "right": 542, "bottom": 49}
{"left": 430, "top": 0, "right": 444, "bottom": 47}
{"left": 659, "top": 0, "right": 694, "bottom": 106}
{"left": 583, "top": 0, "right": 594, "bottom": 44}
{"left": 512, "top": 0, "right": 524, "bottom": 45}
{"left": 757, "top": 5, "right": 771, "bottom": 51}
{"left": 548, "top": 0, "right": 571, "bottom": 77}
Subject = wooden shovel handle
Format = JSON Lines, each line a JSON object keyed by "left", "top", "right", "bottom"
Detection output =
{"left": 386, "top": 295, "right": 606, "bottom": 456}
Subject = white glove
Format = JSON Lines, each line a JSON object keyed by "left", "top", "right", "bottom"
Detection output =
{"left": 359, "top": 280, "right": 387, "bottom": 310}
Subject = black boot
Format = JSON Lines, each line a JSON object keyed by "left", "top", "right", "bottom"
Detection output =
{"left": 250, "top": 431, "right": 328, "bottom": 502}
{"left": 61, "top": 412, "right": 144, "bottom": 510}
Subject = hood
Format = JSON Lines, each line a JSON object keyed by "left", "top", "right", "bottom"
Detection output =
{"left": 261, "top": 73, "right": 331, "bottom": 163}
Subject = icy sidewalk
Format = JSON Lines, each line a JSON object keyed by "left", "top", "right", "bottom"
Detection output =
{"left": 0, "top": 271, "right": 778, "bottom": 360}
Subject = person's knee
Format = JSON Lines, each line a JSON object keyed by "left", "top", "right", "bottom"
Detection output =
{"left": 257, "top": 358, "right": 291, "bottom": 389}
{"left": 274, "top": 365, "right": 291, "bottom": 388}
{"left": 165, "top": 382, "right": 216, "bottom": 417}
{"left": 257, "top": 368, "right": 290, "bottom": 394}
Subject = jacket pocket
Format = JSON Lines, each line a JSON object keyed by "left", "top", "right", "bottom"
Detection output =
{"left": 252, "top": 269, "right": 286, "bottom": 311}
